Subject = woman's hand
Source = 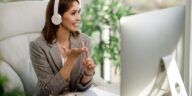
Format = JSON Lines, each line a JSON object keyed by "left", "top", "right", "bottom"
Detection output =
{"left": 59, "top": 45, "right": 86, "bottom": 80}
{"left": 81, "top": 47, "right": 96, "bottom": 76}
{"left": 82, "top": 57, "right": 95, "bottom": 75}
{"left": 62, "top": 46, "right": 86, "bottom": 63}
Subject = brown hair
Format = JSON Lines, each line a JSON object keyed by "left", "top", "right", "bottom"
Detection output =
{"left": 42, "top": 0, "right": 80, "bottom": 44}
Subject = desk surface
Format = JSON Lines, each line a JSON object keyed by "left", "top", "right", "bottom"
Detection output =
{"left": 64, "top": 87, "right": 119, "bottom": 96}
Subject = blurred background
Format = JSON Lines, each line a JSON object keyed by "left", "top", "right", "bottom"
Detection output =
{"left": 0, "top": 0, "right": 186, "bottom": 95}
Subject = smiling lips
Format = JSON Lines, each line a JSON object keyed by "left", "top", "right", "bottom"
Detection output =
{"left": 72, "top": 23, "right": 78, "bottom": 27}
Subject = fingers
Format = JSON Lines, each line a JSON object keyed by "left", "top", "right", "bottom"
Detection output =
{"left": 82, "top": 58, "right": 95, "bottom": 69}
{"left": 82, "top": 58, "right": 91, "bottom": 65}
{"left": 72, "top": 48, "right": 86, "bottom": 54}
{"left": 88, "top": 63, "right": 96, "bottom": 69}
{"left": 62, "top": 47, "right": 67, "bottom": 52}
{"left": 61, "top": 41, "right": 88, "bottom": 60}
{"left": 81, "top": 41, "right": 89, "bottom": 58}
{"left": 64, "top": 47, "right": 85, "bottom": 55}
{"left": 85, "top": 48, "right": 89, "bottom": 58}
{"left": 62, "top": 47, "right": 71, "bottom": 55}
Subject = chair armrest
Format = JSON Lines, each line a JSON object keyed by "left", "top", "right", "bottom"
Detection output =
{"left": 0, "top": 60, "right": 24, "bottom": 92}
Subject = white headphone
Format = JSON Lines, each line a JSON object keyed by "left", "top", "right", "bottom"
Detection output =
{"left": 51, "top": 0, "right": 62, "bottom": 25}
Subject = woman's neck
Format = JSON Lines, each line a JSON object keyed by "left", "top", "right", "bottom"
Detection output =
{"left": 56, "top": 26, "right": 70, "bottom": 47}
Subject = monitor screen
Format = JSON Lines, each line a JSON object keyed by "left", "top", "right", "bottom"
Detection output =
{"left": 120, "top": 6, "right": 185, "bottom": 96}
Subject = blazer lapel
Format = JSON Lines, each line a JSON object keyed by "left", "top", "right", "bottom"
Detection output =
{"left": 70, "top": 33, "right": 80, "bottom": 49}
{"left": 49, "top": 43, "right": 62, "bottom": 69}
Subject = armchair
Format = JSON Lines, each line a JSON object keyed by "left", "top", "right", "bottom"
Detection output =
{"left": 0, "top": 1, "right": 47, "bottom": 95}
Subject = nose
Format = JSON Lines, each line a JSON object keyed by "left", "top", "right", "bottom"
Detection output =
{"left": 76, "top": 13, "right": 80, "bottom": 21}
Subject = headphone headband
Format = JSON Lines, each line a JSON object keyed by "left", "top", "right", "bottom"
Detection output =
{"left": 53, "top": 0, "right": 59, "bottom": 15}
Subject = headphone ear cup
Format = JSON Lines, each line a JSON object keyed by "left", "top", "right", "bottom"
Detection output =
{"left": 51, "top": 13, "right": 62, "bottom": 25}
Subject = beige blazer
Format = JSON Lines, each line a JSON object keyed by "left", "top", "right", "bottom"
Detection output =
{"left": 30, "top": 33, "right": 92, "bottom": 96}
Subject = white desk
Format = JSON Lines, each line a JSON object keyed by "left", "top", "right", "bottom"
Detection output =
{"left": 64, "top": 87, "right": 119, "bottom": 96}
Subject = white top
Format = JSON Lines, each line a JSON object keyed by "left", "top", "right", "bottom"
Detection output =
{"left": 61, "top": 55, "right": 66, "bottom": 66}
{"left": 57, "top": 42, "right": 67, "bottom": 66}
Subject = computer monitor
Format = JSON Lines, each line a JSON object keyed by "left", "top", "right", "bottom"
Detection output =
{"left": 120, "top": 6, "right": 185, "bottom": 96}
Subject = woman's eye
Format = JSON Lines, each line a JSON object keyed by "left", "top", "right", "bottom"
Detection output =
{"left": 71, "top": 10, "right": 80, "bottom": 15}
{"left": 71, "top": 12, "right": 76, "bottom": 15}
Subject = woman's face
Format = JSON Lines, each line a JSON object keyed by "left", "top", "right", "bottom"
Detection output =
{"left": 61, "top": 1, "right": 80, "bottom": 33}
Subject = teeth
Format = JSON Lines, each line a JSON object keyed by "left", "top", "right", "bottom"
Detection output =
{"left": 74, "top": 24, "right": 78, "bottom": 26}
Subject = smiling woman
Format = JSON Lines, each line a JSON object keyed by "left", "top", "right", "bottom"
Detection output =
{"left": 29, "top": 0, "right": 96, "bottom": 96}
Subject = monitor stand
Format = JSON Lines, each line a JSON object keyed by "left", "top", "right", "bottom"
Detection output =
{"left": 161, "top": 53, "right": 188, "bottom": 96}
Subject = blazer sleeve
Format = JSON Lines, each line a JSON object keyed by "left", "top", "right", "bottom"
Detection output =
{"left": 30, "top": 41, "right": 69, "bottom": 96}
{"left": 76, "top": 38, "right": 93, "bottom": 91}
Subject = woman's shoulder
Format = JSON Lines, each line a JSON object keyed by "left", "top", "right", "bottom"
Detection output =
{"left": 79, "top": 32, "right": 91, "bottom": 42}
{"left": 31, "top": 35, "right": 45, "bottom": 44}
{"left": 30, "top": 35, "right": 49, "bottom": 48}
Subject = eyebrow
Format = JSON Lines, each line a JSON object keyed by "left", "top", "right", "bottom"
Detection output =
{"left": 70, "top": 8, "right": 81, "bottom": 12}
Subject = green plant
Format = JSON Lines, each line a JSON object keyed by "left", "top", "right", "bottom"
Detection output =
{"left": 0, "top": 74, "right": 24, "bottom": 96}
{"left": 80, "top": 0, "right": 133, "bottom": 77}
